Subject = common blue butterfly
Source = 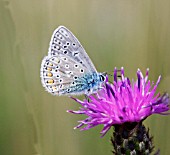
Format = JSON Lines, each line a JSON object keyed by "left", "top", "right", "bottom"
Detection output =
{"left": 40, "top": 26, "right": 106, "bottom": 96}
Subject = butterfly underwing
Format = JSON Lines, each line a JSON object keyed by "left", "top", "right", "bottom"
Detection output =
{"left": 40, "top": 26, "right": 106, "bottom": 96}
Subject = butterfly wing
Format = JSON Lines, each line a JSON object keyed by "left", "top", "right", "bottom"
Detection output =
{"left": 40, "top": 55, "right": 90, "bottom": 95}
{"left": 48, "top": 26, "right": 97, "bottom": 73}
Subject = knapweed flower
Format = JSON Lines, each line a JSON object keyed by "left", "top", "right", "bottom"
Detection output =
{"left": 68, "top": 68, "right": 170, "bottom": 136}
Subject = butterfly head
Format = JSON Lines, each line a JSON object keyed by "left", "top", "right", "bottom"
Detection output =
{"left": 99, "top": 72, "right": 107, "bottom": 82}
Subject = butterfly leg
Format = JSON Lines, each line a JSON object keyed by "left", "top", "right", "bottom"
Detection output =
{"left": 84, "top": 94, "right": 90, "bottom": 102}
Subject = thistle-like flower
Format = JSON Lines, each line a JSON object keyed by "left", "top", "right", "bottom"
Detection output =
{"left": 68, "top": 68, "right": 170, "bottom": 154}
{"left": 68, "top": 68, "right": 169, "bottom": 135}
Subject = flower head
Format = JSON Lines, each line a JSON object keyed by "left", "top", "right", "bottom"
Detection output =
{"left": 68, "top": 68, "right": 170, "bottom": 136}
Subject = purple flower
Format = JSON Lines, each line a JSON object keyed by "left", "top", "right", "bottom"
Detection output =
{"left": 68, "top": 68, "right": 170, "bottom": 136}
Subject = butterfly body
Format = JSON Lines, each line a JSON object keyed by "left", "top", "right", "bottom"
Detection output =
{"left": 40, "top": 26, "right": 106, "bottom": 96}
{"left": 58, "top": 72, "right": 105, "bottom": 95}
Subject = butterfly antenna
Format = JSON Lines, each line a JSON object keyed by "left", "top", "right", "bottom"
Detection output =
{"left": 105, "top": 69, "right": 122, "bottom": 83}
{"left": 107, "top": 73, "right": 113, "bottom": 77}
{"left": 104, "top": 70, "right": 113, "bottom": 76}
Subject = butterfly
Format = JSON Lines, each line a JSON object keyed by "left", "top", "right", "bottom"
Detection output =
{"left": 40, "top": 26, "right": 106, "bottom": 96}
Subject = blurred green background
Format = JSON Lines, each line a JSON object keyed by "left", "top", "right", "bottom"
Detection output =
{"left": 1, "top": 0, "right": 170, "bottom": 154}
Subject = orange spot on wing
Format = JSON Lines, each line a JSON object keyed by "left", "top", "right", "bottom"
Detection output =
{"left": 52, "top": 86, "right": 57, "bottom": 91}
{"left": 47, "top": 67, "right": 52, "bottom": 71}
{"left": 47, "top": 72, "right": 53, "bottom": 77}
{"left": 49, "top": 63, "right": 53, "bottom": 66}
{"left": 47, "top": 79, "right": 54, "bottom": 84}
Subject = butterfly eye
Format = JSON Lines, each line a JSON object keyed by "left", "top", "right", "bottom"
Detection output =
{"left": 100, "top": 75, "right": 105, "bottom": 81}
